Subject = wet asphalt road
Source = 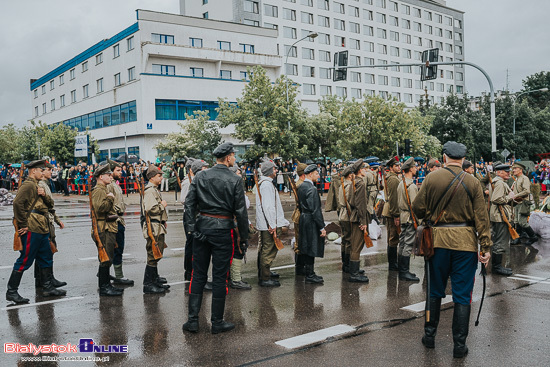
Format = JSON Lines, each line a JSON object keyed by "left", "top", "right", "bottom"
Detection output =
{"left": 1, "top": 193, "right": 549, "bottom": 366}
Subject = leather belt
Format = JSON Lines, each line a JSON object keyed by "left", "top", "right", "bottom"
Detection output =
{"left": 434, "top": 222, "right": 475, "bottom": 228}
{"left": 31, "top": 209, "right": 46, "bottom": 216}
{"left": 200, "top": 212, "right": 232, "bottom": 220}
{"left": 150, "top": 219, "right": 166, "bottom": 225}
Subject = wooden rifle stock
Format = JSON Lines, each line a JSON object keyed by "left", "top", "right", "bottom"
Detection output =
{"left": 17, "top": 164, "right": 24, "bottom": 190}
{"left": 138, "top": 176, "right": 163, "bottom": 260}
{"left": 88, "top": 177, "right": 110, "bottom": 263}
{"left": 488, "top": 175, "right": 520, "bottom": 240}
{"left": 254, "top": 173, "right": 284, "bottom": 250}
{"left": 12, "top": 218, "right": 22, "bottom": 251}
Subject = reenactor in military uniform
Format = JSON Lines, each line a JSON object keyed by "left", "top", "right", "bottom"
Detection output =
{"left": 349, "top": 160, "right": 370, "bottom": 283}
{"left": 489, "top": 163, "right": 514, "bottom": 276}
{"left": 365, "top": 161, "right": 380, "bottom": 224}
{"left": 412, "top": 142, "right": 491, "bottom": 359}
{"left": 35, "top": 161, "right": 67, "bottom": 289}
{"left": 297, "top": 164, "right": 327, "bottom": 284}
{"left": 183, "top": 142, "right": 249, "bottom": 334}
{"left": 7, "top": 160, "right": 66, "bottom": 304}
{"left": 396, "top": 157, "right": 420, "bottom": 282}
{"left": 141, "top": 164, "right": 170, "bottom": 294}
{"left": 511, "top": 161, "right": 538, "bottom": 245}
{"left": 337, "top": 165, "right": 354, "bottom": 273}
{"left": 462, "top": 160, "right": 475, "bottom": 175}
{"left": 92, "top": 164, "right": 124, "bottom": 297}
{"left": 107, "top": 159, "right": 134, "bottom": 286}
{"left": 382, "top": 156, "right": 401, "bottom": 271}
{"left": 293, "top": 163, "right": 308, "bottom": 276}
{"left": 427, "top": 158, "right": 441, "bottom": 174}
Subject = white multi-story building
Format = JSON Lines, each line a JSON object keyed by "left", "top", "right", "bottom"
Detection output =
{"left": 181, "top": 0, "right": 465, "bottom": 108}
{"left": 30, "top": 10, "right": 280, "bottom": 162}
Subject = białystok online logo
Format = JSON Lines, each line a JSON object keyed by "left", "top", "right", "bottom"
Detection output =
{"left": 4, "top": 339, "right": 128, "bottom": 355}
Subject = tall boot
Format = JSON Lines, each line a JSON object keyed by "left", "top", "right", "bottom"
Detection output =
{"left": 399, "top": 256, "right": 420, "bottom": 281}
{"left": 230, "top": 259, "right": 252, "bottom": 290}
{"left": 387, "top": 246, "right": 399, "bottom": 271}
{"left": 50, "top": 264, "right": 67, "bottom": 288}
{"left": 34, "top": 262, "right": 41, "bottom": 288}
{"left": 524, "top": 226, "right": 539, "bottom": 246}
{"left": 41, "top": 267, "right": 67, "bottom": 297}
{"left": 348, "top": 261, "right": 369, "bottom": 283}
{"left": 112, "top": 264, "right": 134, "bottom": 285}
{"left": 295, "top": 253, "right": 305, "bottom": 276}
{"left": 452, "top": 303, "right": 471, "bottom": 358}
{"left": 491, "top": 253, "right": 512, "bottom": 276}
{"left": 182, "top": 293, "right": 203, "bottom": 333}
{"left": 153, "top": 267, "right": 170, "bottom": 290}
{"left": 6, "top": 270, "right": 29, "bottom": 304}
{"left": 99, "top": 266, "right": 122, "bottom": 296}
{"left": 421, "top": 297, "right": 441, "bottom": 348}
{"left": 304, "top": 265, "right": 323, "bottom": 284}
{"left": 341, "top": 251, "right": 349, "bottom": 273}
{"left": 211, "top": 297, "right": 235, "bottom": 334}
{"left": 143, "top": 266, "right": 165, "bottom": 294}
{"left": 510, "top": 226, "right": 523, "bottom": 245}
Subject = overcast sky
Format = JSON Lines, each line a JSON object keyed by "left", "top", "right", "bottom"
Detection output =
{"left": 1, "top": 0, "right": 549, "bottom": 128}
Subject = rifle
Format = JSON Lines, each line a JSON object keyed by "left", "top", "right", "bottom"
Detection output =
{"left": 351, "top": 176, "right": 374, "bottom": 248}
{"left": 138, "top": 176, "right": 163, "bottom": 260}
{"left": 17, "top": 164, "right": 24, "bottom": 190}
{"left": 288, "top": 174, "right": 299, "bottom": 206}
{"left": 401, "top": 174, "right": 419, "bottom": 230}
{"left": 488, "top": 175, "right": 520, "bottom": 240}
{"left": 87, "top": 177, "right": 110, "bottom": 263}
{"left": 254, "top": 173, "right": 284, "bottom": 250}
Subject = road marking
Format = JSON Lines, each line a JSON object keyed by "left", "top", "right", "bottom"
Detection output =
{"left": 401, "top": 298, "right": 454, "bottom": 313}
{"left": 0, "top": 265, "right": 13, "bottom": 270}
{"left": 79, "top": 253, "right": 132, "bottom": 261}
{"left": 275, "top": 324, "right": 355, "bottom": 349}
{"left": 508, "top": 277, "right": 550, "bottom": 285}
{"left": 167, "top": 221, "right": 182, "bottom": 224}
{"left": 360, "top": 251, "right": 383, "bottom": 256}
{"left": 167, "top": 281, "right": 189, "bottom": 286}
{"left": 271, "top": 264, "right": 295, "bottom": 271}
{"left": 170, "top": 247, "right": 185, "bottom": 251}
{"left": 2, "top": 296, "right": 84, "bottom": 311}
{"left": 511, "top": 274, "right": 546, "bottom": 281}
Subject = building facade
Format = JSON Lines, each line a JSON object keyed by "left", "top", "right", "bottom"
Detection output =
{"left": 181, "top": 0, "right": 465, "bottom": 108}
{"left": 30, "top": 10, "right": 281, "bottom": 162}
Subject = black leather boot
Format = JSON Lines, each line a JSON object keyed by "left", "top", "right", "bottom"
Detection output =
{"left": 524, "top": 227, "right": 539, "bottom": 246}
{"left": 6, "top": 270, "right": 29, "bottom": 304}
{"left": 34, "top": 262, "right": 41, "bottom": 288}
{"left": 348, "top": 261, "right": 369, "bottom": 282}
{"left": 211, "top": 297, "right": 235, "bottom": 334}
{"left": 492, "top": 253, "right": 512, "bottom": 276}
{"left": 143, "top": 266, "right": 166, "bottom": 294}
{"left": 342, "top": 252, "right": 350, "bottom": 273}
{"left": 452, "top": 303, "right": 471, "bottom": 358}
{"left": 41, "top": 267, "right": 67, "bottom": 297}
{"left": 153, "top": 267, "right": 170, "bottom": 290}
{"left": 421, "top": 297, "right": 441, "bottom": 348}
{"left": 182, "top": 293, "right": 203, "bottom": 333}
{"left": 99, "top": 266, "right": 123, "bottom": 296}
{"left": 399, "top": 256, "right": 420, "bottom": 281}
{"left": 388, "top": 246, "right": 399, "bottom": 271}
{"left": 50, "top": 264, "right": 67, "bottom": 288}
{"left": 295, "top": 253, "right": 305, "bottom": 276}
{"left": 305, "top": 265, "right": 323, "bottom": 284}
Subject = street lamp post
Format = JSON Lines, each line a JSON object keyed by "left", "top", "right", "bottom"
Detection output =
{"left": 284, "top": 32, "right": 318, "bottom": 130}
{"left": 512, "top": 87, "right": 548, "bottom": 135}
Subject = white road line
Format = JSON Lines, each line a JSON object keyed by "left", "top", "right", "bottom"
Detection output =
{"left": 511, "top": 274, "right": 547, "bottom": 281}
{"left": 170, "top": 247, "right": 185, "bottom": 251}
{"left": 167, "top": 281, "right": 189, "bottom": 286}
{"left": 275, "top": 324, "right": 355, "bottom": 349}
{"left": 167, "top": 221, "right": 181, "bottom": 224}
{"left": 0, "top": 265, "right": 13, "bottom": 270}
{"left": 2, "top": 296, "right": 84, "bottom": 311}
{"left": 508, "top": 277, "right": 550, "bottom": 285}
{"left": 79, "top": 253, "right": 132, "bottom": 261}
{"left": 401, "top": 298, "right": 454, "bottom": 313}
{"left": 271, "top": 264, "right": 295, "bottom": 271}
{"left": 360, "top": 251, "right": 383, "bottom": 256}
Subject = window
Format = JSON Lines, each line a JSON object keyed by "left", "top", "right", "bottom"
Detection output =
{"left": 59, "top": 74, "right": 64, "bottom": 85}
{"left": 244, "top": 19, "right": 259, "bottom": 26}
{"left": 320, "top": 67, "right": 331, "bottom": 79}
{"left": 240, "top": 71, "right": 248, "bottom": 80}
{"left": 350, "top": 22, "right": 360, "bottom": 33}
{"left": 390, "top": 46, "right": 399, "bottom": 57}
{"left": 401, "top": 5, "right": 410, "bottom": 15}
{"left": 51, "top": 99, "right": 55, "bottom": 111}
{"left": 349, "top": 55, "right": 361, "bottom": 66}
{"left": 389, "top": 16, "right": 398, "bottom": 27}
{"left": 244, "top": 0, "right": 259, "bottom": 13}
{"left": 220, "top": 70, "right": 232, "bottom": 79}
{"left": 456, "top": 72, "right": 464, "bottom": 81}
{"left": 445, "top": 43, "right": 453, "bottom": 52}
{"left": 402, "top": 19, "right": 410, "bottom": 29}
{"left": 390, "top": 31, "right": 399, "bottom": 41}
{"left": 152, "top": 33, "right": 175, "bottom": 44}
{"left": 436, "top": 14, "right": 443, "bottom": 23}
{"left": 83, "top": 84, "right": 89, "bottom": 98}
{"left": 50, "top": 80, "right": 54, "bottom": 90}
{"left": 424, "top": 10, "right": 432, "bottom": 21}
{"left": 350, "top": 39, "right": 360, "bottom": 50}
{"left": 364, "top": 57, "right": 374, "bottom": 66}
{"left": 403, "top": 49, "right": 412, "bottom": 59}
{"left": 302, "top": 66, "right": 315, "bottom": 77}
{"left": 404, "top": 78, "right": 413, "bottom": 88}
{"left": 127, "top": 36, "right": 134, "bottom": 51}
{"left": 285, "top": 45, "right": 297, "bottom": 57}
{"left": 379, "top": 91, "right": 389, "bottom": 99}
{"left": 436, "top": 27, "right": 443, "bottom": 37}
{"left": 350, "top": 6, "right": 359, "bottom": 17}
{"left": 42, "top": 103, "right": 46, "bottom": 114}
{"left": 351, "top": 88, "right": 362, "bottom": 99}
{"left": 335, "top": 36, "right": 346, "bottom": 47}
{"left": 189, "top": 38, "right": 203, "bottom": 47}
{"left": 377, "top": 28, "right": 387, "bottom": 39}
{"left": 70, "top": 68, "right": 75, "bottom": 80}
{"left": 35, "top": 106, "right": 38, "bottom": 117}
{"left": 318, "top": 15, "right": 330, "bottom": 28}
{"left": 414, "top": 36, "right": 422, "bottom": 46}
{"left": 436, "top": 41, "right": 443, "bottom": 49}
{"left": 364, "top": 25, "right": 374, "bottom": 36}
{"left": 350, "top": 71, "right": 361, "bottom": 83}
{"left": 436, "top": 83, "right": 444, "bottom": 92}
{"left": 82, "top": 61, "right": 88, "bottom": 72}
{"left": 426, "top": 25, "right": 433, "bottom": 35}
{"left": 319, "top": 50, "right": 331, "bottom": 62}
{"left": 376, "top": 0, "right": 386, "bottom": 8}
{"left": 414, "top": 8, "right": 421, "bottom": 18}
{"left": 455, "top": 19, "right": 462, "bottom": 29}
{"left": 302, "top": 48, "right": 314, "bottom": 60}
{"left": 111, "top": 73, "right": 120, "bottom": 87}
{"left": 318, "top": 33, "right": 330, "bottom": 44}
{"left": 389, "top": 1, "right": 398, "bottom": 12}
{"left": 378, "top": 44, "right": 387, "bottom": 54}
{"left": 446, "top": 30, "right": 453, "bottom": 39}
{"left": 264, "top": 4, "right": 278, "bottom": 17}
{"left": 301, "top": 0, "right": 313, "bottom": 6}
{"left": 334, "top": 19, "right": 345, "bottom": 31}
{"left": 96, "top": 53, "right": 103, "bottom": 65}
{"left": 391, "top": 77, "right": 400, "bottom": 87}
{"left": 446, "top": 71, "right": 454, "bottom": 79}
{"left": 71, "top": 90, "right": 76, "bottom": 103}
{"left": 190, "top": 67, "right": 204, "bottom": 77}
{"left": 301, "top": 12, "right": 313, "bottom": 24}
{"left": 203, "top": 0, "right": 208, "bottom": 4}
{"left": 335, "top": 2, "right": 345, "bottom": 13}
{"left": 203, "top": 12, "right": 209, "bottom": 19}
{"left": 128, "top": 67, "right": 135, "bottom": 81}
{"left": 365, "top": 89, "right": 375, "bottom": 97}
{"left": 455, "top": 32, "right": 463, "bottom": 42}
{"left": 218, "top": 41, "right": 231, "bottom": 50}
{"left": 364, "top": 41, "right": 374, "bottom": 52}
{"left": 456, "top": 46, "right": 463, "bottom": 55}
{"left": 97, "top": 78, "right": 103, "bottom": 93}
{"left": 363, "top": 9, "right": 373, "bottom": 21}
{"left": 303, "top": 84, "right": 316, "bottom": 95}
{"left": 320, "top": 85, "right": 332, "bottom": 96}
{"left": 113, "top": 44, "right": 120, "bottom": 58}
{"left": 365, "top": 73, "right": 375, "bottom": 84}
{"left": 318, "top": 0, "right": 329, "bottom": 10}
{"left": 283, "top": 27, "right": 297, "bottom": 39}
{"left": 404, "top": 93, "right": 413, "bottom": 103}
{"left": 414, "top": 22, "right": 421, "bottom": 32}
{"left": 457, "top": 85, "right": 463, "bottom": 94}
{"left": 283, "top": 8, "right": 296, "bottom": 20}
{"left": 240, "top": 43, "right": 255, "bottom": 53}
{"left": 376, "top": 13, "right": 386, "bottom": 23}
{"left": 445, "top": 16, "right": 453, "bottom": 26}
{"left": 335, "top": 86, "right": 347, "bottom": 98}
{"left": 427, "top": 39, "right": 433, "bottom": 48}
{"left": 152, "top": 64, "right": 176, "bottom": 75}
{"left": 264, "top": 22, "right": 278, "bottom": 29}
{"left": 34, "top": 89, "right": 38, "bottom": 98}
{"left": 378, "top": 75, "right": 388, "bottom": 85}
{"left": 286, "top": 63, "right": 298, "bottom": 75}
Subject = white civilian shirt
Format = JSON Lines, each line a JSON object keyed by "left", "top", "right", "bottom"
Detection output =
{"left": 255, "top": 176, "right": 289, "bottom": 230}
{"left": 180, "top": 176, "right": 191, "bottom": 206}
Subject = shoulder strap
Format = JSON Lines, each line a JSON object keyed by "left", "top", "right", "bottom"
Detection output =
{"left": 433, "top": 171, "right": 467, "bottom": 225}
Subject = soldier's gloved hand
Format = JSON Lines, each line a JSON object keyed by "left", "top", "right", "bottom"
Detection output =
{"left": 240, "top": 240, "right": 249, "bottom": 252}
{"left": 193, "top": 231, "right": 207, "bottom": 242}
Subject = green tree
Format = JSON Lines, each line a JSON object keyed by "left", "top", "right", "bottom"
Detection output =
{"left": 35, "top": 122, "right": 79, "bottom": 163}
{"left": 0, "top": 124, "right": 22, "bottom": 163}
{"left": 522, "top": 71, "right": 550, "bottom": 110}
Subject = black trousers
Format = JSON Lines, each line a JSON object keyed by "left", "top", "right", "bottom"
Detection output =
{"left": 184, "top": 232, "right": 193, "bottom": 275}
{"left": 113, "top": 223, "right": 125, "bottom": 266}
{"left": 189, "top": 228, "right": 235, "bottom": 298}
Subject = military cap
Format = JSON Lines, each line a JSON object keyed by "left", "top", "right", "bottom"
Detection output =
{"left": 427, "top": 158, "right": 441, "bottom": 169}
{"left": 107, "top": 158, "right": 121, "bottom": 170}
{"left": 296, "top": 163, "right": 308, "bottom": 176}
{"left": 191, "top": 160, "right": 209, "bottom": 174}
{"left": 304, "top": 164, "right": 317, "bottom": 175}
{"left": 369, "top": 161, "right": 381, "bottom": 167}
{"left": 212, "top": 142, "right": 235, "bottom": 158}
{"left": 146, "top": 164, "right": 162, "bottom": 179}
{"left": 94, "top": 164, "right": 112, "bottom": 178}
{"left": 512, "top": 161, "right": 526, "bottom": 170}
{"left": 401, "top": 157, "right": 415, "bottom": 171}
{"left": 26, "top": 160, "right": 46, "bottom": 169}
{"left": 351, "top": 159, "right": 364, "bottom": 174}
{"left": 260, "top": 160, "right": 277, "bottom": 176}
{"left": 442, "top": 141, "right": 467, "bottom": 159}
{"left": 342, "top": 165, "right": 354, "bottom": 177}
{"left": 462, "top": 160, "right": 473, "bottom": 170}
{"left": 494, "top": 163, "right": 511, "bottom": 172}
{"left": 386, "top": 156, "right": 400, "bottom": 167}
{"left": 44, "top": 161, "right": 54, "bottom": 169}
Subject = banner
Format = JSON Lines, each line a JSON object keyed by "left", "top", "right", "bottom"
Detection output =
{"left": 74, "top": 135, "right": 88, "bottom": 157}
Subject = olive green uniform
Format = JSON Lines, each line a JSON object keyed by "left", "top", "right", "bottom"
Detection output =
{"left": 338, "top": 179, "right": 356, "bottom": 258}
{"left": 38, "top": 179, "right": 62, "bottom": 244}
{"left": 489, "top": 176, "right": 512, "bottom": 255}
{"left": 141, "top": 182, "right": 168, "bottom": 267}
{"left": 382, "top": 172, "right": 400, "bottom": 248}
{"left": 397, "top": 177, "right": 418, "bottom": 257}
{"left": 352, "top": 177, "right": 370, "bottom": 260}
{"left": 91, "top": 182, "right": 117, "bottom": 267}
{"left": 511, "top": 174, "right": 531, "bottom": 228}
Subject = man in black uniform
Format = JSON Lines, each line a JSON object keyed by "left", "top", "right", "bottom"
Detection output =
{"left": 183, "top": 142, "right": 249, "bottom": 334}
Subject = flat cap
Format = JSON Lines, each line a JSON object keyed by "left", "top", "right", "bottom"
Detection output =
{"left": 304, "top": 164, "right": 317, "bottom": 175}
{"left": 342, "top": 165, "right": 354, "bottom": 177}
{"left": 146, "top": 164, "right": 162, "bottom": 180}
{"left": 260, "top": 160, "right": 276, "bottom": 176}
{"left": 462, "top": 160, "right": 473, "bottom": 170}
{"left": 442, "top": 141, "right": 467, "bottom": 159}
{"left": 351, "top": 159, "right": 364, "bottom": 174}
{"left": 494, "top": 163, "right": 511, "bottom": 172}
{"left": 191, "top": 160, "right": 209, "bottom": 174}
{"left": 427, "top": 158, "right": 441, "bottom": 169}
{"left": 185, "top": 157, "right": 195, "bottom": 169}
{"left": 94, "top": 164, "right": 112, "bottom": 178}
{"left": 401, "top": 157, "right": 415, "bottom": 171}
{"left": 296, "top": 163, "right": 308, "bottom": 176}
{"left": 107, "top": 158, "right": 121, "bottom": 171}
{"left": 212, "top": 142, "right": 235, "bottom": 158}
{"left": 386, "top": 156, "right": 400, "bottom": 167}
{"left": 512, "top": 161, "right": 526, "bottom": 170}
{"left": 26, "top": 160, "right": 46, "bottom": 169}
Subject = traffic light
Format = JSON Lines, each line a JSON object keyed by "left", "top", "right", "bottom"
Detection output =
{"left": 333, "top": 51, "right": 348, "bottom": 82}
{"left": 421, "top": 48, "right": 439, "bottom": 81}
{"left": 497, "top": 135, "right": 504, "bottom": 150}
{"left": 404, "top": 139, "right": 411, "bottom": 156}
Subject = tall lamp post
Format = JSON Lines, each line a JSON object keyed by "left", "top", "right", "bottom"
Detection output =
{"left": 284, "top": 32, "right": 318, "bottom": 129}
{"left": 512, "top": 87, "right": 548, "bottom": 135}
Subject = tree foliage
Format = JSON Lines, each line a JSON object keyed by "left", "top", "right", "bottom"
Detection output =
{"left": 522, "top": 71, "right": 550, "bottom": 110}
